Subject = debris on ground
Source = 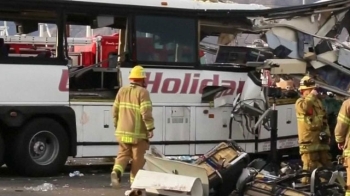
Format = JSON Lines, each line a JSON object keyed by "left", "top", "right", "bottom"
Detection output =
{"left": 69, "top": 171, "right": 84, "bottom": 177}
{"left": 24, "top": 183, "right": 55, "bottom": 192}
{"left": 134, "top": 142, "right": 346, "bottom": 196}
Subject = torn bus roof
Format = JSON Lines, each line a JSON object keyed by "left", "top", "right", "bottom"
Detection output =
{"left": 292, "top": 75, "right": 350, "bottom": 97}
{"left": 5, "top": 0, "right": 350, "bottom": 19}
{"left": 254, "top": 4, "right": 350, "bottom": 94}
{"left": 253, "top": 0, "right": 350, "bottom": 19}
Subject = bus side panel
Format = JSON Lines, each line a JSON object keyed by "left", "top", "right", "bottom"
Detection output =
{"left": 71, "top": 103, "right": 116, "bottom": 157}
{"left": 73, "top": 102, "right": 165, "bottom": 157}
{"left": 258, "top": 104, "right": 299, "bottom": 152}
{"left": 163, "top": 106, "right": 190, "bottom": 155}
{"left": 194, "top": 106, "right": 244, "bottom": 155}
{"left": 71, "top": 105, "right": 84, "bottom": 157}
{"left": 0, "top": 64, "right": 69, "bottom": 104}
{"left": 150, "top": 106, "right": 165, "bottom": 153}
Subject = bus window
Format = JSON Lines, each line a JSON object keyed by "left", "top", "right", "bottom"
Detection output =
{"left": 134, "top": 15, "right": 196, "bottom": 64}
{"left": 0, "top": 20, "right": 61, "bottom": 60}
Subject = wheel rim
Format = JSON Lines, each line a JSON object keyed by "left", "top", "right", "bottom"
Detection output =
{"left": 28, "top": 131, "right": 59, "bottom": 166}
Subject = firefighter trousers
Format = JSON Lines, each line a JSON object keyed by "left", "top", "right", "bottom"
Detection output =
{"left": 300, "top": 150, "right": 332, "bottom": 184}
{"left": 113, "top": 139, "right": 149, "bottom": 184}
{"left": 344, "top": 157, "right": 350, "bottom": 196}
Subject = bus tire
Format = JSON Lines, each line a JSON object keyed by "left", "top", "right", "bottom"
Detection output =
{"left": 0, "top": 132, "right": 4, "bottom": 167}
{"left": 11, "top": 118, "right": 69, "bottom": 177}
{"left": 3, "top": 132, "right": 16, "bottom": 169}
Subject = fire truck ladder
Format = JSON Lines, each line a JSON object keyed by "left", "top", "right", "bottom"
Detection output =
{"left": 0, "top": 21, "right": 9, "bottom": 36}
{"left": 0, "top": 36, "right": 94, "bottom": 45}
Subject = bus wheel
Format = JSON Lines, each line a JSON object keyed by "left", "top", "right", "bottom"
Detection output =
{"left": 0, "top": 132, "right": 4, "bottom": 167}
{"left": 12, "top": 118, "right": 69, "bottom": 177}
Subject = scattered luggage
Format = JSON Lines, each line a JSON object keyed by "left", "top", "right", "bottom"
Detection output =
{"left": 133, "top": 141, "right": 346, "bottom": 196}
{"left": 193, "top": 141, "right": 249, "bottom": 196}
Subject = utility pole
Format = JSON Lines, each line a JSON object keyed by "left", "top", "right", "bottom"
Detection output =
{"left": 303, "top": 0, "right": 306, "bottom": 5}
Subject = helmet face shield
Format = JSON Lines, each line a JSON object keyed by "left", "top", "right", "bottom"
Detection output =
{"left": 298, "top": 75, "right": 316, "bottom": 91}
{"left": 303, "top": 79, "right": 316, "bottom": 87}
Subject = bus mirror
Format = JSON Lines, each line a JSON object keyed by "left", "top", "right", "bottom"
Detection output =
{"left": 201, "top": 86, "right": 231, "bottom": 104}
{"left": 92, "top": 15, "right": 114, "bottom": 28}
{"left": 15, "top": 21, "right": 38, "bottom": 35}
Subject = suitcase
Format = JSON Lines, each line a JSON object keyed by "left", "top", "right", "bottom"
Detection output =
{"left": 193, "top": 141, "right": 249, "bottom": 196}
{"left": 241, "top": 180, "right": 310, "bottom": 196}
{"left": 242, "top": 180, "right": 345, "bottom": 196}
{"left": 236, "top": 162, "right": 314, "bottom": 194}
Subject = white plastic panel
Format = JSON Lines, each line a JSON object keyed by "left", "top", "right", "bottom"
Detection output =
{"left": 259, "top": 104, "right": 297, "bottom": 140}
{"left": 258, "top": 137, "right": 299, "bottom": 152}
{"left": 163, "top": 107, "right": 190, "bottom": 155}
{"left": 165, "top": 145, "right": 190, "bottom": 155}
{"left": 165, "top": 107, "right": 190, "bottom": 141}
{"left": 82, "top": 105, "right": 115, "bottom": 142}
{"left": 268, "top": 59, "right": 307, "bottom": 74}
{"left": 70, "top": 105, "right": 84, "bottom": 142}
{"left": 80, "top": 146, "right": 166, "bottom": 159}
{"left": 82, "top": 145, "right": 118, "bottom": 157}
{"left": 310, "top": 51, "right": 337, "bottom": 69}
{"left": 277, "top": 105, "right": 297, "bottom": 137}
{"left": 194, "top": 107, "right": 232, "bottom": 141}
{"left": 69, "top": 55, "right": 80, "bottom": 66}
{"left": 151, "top": 107, "right": 164, "bottom": 142}
{"left": 338, "top": 48, "right": 350, "bottom": 68}
{"left": 265, "top": 29, "right": 299, "bottom": 59}
{"left": 194, "top": 106, "right": 251, "bottom": 154}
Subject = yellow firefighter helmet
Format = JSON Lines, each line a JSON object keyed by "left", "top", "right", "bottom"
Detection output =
{"left": 129, "top": 65, "right": 146, "bottom": 79}
{"left": 298, "top": 75, "right": 316, "bottom": 91}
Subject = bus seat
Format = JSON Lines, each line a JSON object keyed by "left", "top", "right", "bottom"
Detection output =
{"left": 154, "top": 49, "right": 168, "bottom": 62}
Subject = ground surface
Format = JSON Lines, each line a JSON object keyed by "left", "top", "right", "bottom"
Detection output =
{"left": 0, "top": 158, "right": 131, "bottom": 196}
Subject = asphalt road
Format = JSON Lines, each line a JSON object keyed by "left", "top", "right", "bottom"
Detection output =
{"left": 0, "top": 158, "right": 132, "bottom": 196}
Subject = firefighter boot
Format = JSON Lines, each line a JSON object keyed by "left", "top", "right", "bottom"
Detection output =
{"left": 125, "top": 189, "right": 143, "bottom": 196}
{"left": 110, "top": 170, "right": 122, "bottom": 188}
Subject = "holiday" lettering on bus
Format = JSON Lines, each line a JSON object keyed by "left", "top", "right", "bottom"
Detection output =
{"left": 146, "top": 72, "right": 244, "bottom": 95}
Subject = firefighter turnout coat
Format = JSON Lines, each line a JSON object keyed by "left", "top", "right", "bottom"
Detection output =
{"left": 295, "top": 93, "right": 330, "bottom": 153}
{"left": 113, "top": 83, "right": 154, "bottom": 144}
{"left": 335, "top": 99, "right": 350, "bottom": 157}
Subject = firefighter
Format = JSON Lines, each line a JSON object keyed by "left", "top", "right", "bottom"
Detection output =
{"left": 295, "top": 75, "right": 332, "bottom": 184}
{"left": 334, "top": 98, "right": 350, "bottom": 196}
{"left": 111, "top": 65, "right": 155, "bottom": 189}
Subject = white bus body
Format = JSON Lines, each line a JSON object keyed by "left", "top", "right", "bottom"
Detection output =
{"left": 0, "top": 0, "right": 347, "bottom": 177}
